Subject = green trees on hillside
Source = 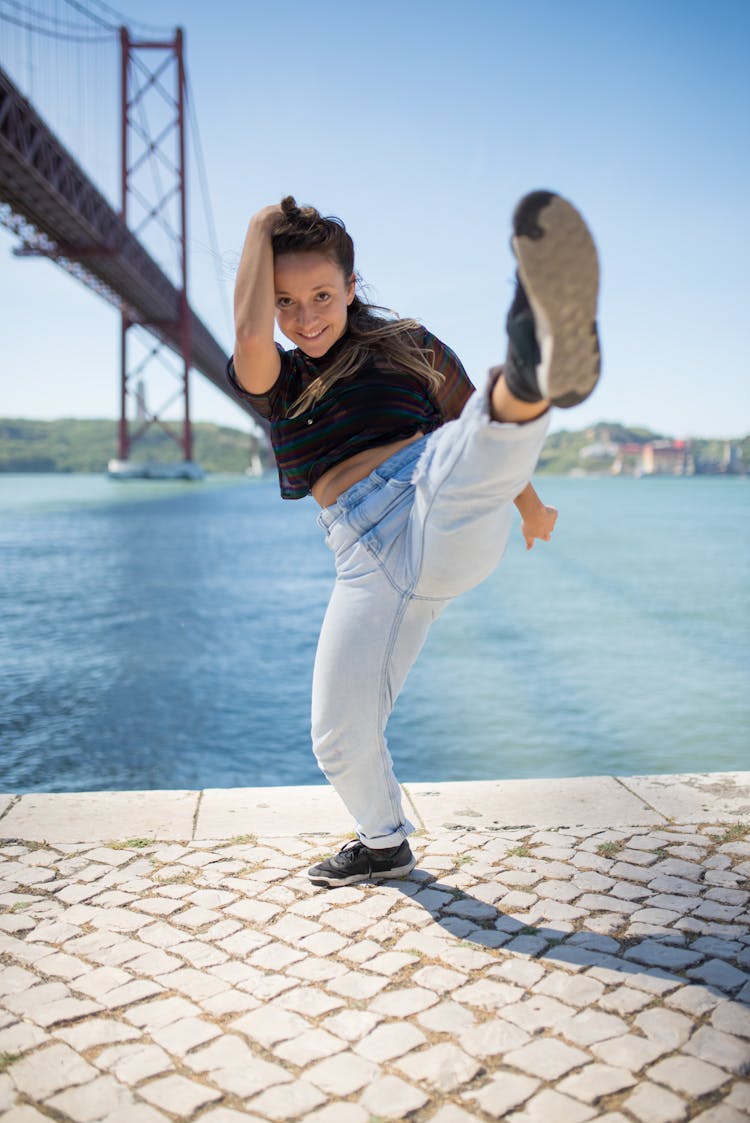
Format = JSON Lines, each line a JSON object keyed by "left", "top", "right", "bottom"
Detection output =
{"left": 0, "top": 419, "right": 268, "bottom": 474}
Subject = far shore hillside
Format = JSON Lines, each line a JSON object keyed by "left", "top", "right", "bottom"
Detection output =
{"left": 0, "top": 417, "right": 747, "bottom": 477}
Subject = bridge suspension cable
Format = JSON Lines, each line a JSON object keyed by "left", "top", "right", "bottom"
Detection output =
{"left": 185, "top": 70, "right": 233, "bottom": 343}
{"left": 61, "top": 0, "right": 116, "bottom": 31}
{"left": 0, "top": 0, "right": 114, "bottom": 41}
{"left": 64, "top": 0, "right": 173, "bottom": 34}
{"left": 0, "top": 0, "right": 175, "bottom": 41}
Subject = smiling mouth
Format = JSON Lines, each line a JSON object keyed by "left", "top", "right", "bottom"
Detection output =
{"left": 298, "top": 327, "right": 327, "bottom": 340}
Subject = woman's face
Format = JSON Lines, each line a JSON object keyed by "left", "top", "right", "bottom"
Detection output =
{"left": 274, "top": 251, "right": 355, "bottom": 358}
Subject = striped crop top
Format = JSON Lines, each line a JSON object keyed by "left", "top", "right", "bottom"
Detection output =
{"left": 226, "top": 326, "right": 475, "bottom": 500}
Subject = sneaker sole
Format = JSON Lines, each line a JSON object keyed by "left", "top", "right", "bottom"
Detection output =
{"left": 511, "top": 191, "right": 600, "bottom": 408}
{"left": 308, "top": 856, "right": 417, "bottom": 888}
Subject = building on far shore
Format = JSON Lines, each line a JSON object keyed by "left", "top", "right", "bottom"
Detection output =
{"left": 610, "top": 443, "right": 642, "bottom": 476}
{"left": 612, "top": 439, "right": 692, "bottom": 476}
{"left": 641, "top": 439, "right": 694, "bottom": 476}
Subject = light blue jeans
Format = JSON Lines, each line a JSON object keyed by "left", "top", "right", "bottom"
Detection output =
{"left": 313, "top": 384, "right": 550, "bottom": 848}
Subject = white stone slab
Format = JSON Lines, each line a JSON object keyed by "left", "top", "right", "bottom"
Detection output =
{"left": 403, "top": 777, "right": 665, "bottom": 831}
{"left": 2, "top": 772, "right": 744, "bottom": 847}
{"left": 618, "top": 772, "right": 750, "bottom": 823}
{"left": 195, "top": 785, "right": 354, "bottom": 838}
{"left": 0, "top": 790, "right": 197, "bottom": 844}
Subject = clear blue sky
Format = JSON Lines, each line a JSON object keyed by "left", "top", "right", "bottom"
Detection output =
{"left": 1, "top": 0, "right": 748, "bottom": 438}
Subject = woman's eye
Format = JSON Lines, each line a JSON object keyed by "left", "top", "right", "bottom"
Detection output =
{"left": 276, "top": 298, "right": 292, "bottom": 308}
{"left": 315, "top": 292, "right": 330, "bottom": 302}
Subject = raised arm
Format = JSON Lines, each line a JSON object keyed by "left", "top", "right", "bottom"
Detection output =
{"left": 232, "top": 205, "right": 283, "bottom": 394}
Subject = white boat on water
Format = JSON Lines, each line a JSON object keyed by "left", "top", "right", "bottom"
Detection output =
{"left": 245, "top": 452, "right": 264, "bottom": 478}
{"left": 107, "top": 459, "right": 205, "bottom": 481}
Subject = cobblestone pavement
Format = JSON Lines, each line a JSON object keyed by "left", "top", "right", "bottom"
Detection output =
{"left": 1, "top": 822, "right": 749, "bottom": 1123}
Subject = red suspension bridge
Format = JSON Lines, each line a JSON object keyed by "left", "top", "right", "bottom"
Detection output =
{"left": 0, "top": 2, "right": 253, "bottom": 477}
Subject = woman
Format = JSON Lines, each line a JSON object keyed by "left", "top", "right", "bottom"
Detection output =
{"left": 227, "top": 190, "right": 600, "bottom": 887}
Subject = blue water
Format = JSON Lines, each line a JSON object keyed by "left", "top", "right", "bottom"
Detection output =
{"left": 1, "top": 472, "right": 748, "bottom": 794}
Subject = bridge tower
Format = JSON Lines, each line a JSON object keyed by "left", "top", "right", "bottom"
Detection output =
{"left": 114, "top": 27, "right": 200, "bottom": 477}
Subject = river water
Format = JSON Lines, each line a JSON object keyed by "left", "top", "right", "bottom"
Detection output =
{"left": 1, "top": 472, "right": 747, "bottom": 793}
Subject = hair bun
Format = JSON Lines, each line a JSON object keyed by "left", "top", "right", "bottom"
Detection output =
{"left": 280, "top": 195, "right": 300, "bottom": 218}
{"left": 280, "top": 195, "right": 321, "bottom": 227}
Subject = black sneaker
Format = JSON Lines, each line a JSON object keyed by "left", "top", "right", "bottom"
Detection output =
{"left": 307, "top": 839, "right": 416, "bottom": 887}
{"left": 504, "top": 190, "right": 601, "bottom": 409}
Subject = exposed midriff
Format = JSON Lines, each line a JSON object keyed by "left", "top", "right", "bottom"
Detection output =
{"left": 311, "top": 431, "right": 425, "bottom": 509}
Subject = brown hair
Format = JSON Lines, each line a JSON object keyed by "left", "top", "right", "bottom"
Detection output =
{"left": 272, "top": 196, "right": 444, "bottom": 417}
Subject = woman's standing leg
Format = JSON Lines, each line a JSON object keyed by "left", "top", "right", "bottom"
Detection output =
{"left": 310, "top": 565, "right": 442, "bottom": 844}
{"left": 308, "top": 460, "right": 450, "bottom": 886}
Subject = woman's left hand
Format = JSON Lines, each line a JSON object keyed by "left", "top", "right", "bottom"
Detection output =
{"left": 521, "top": 504, "right": 558, "bottom": 550}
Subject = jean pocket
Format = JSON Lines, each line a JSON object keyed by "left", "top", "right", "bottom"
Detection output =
{"left": 371, "top": 472, "right": 414, "bottom": 494}
{"left": 354, "top": 474, "right": 416, "bottom": 533}
{"left": 372, "top": 448, "right": 421, "bottom": 486}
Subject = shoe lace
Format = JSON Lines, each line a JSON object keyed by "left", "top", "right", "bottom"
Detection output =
{"left": 338, "top": 839, "right": 369, "bottom": 867}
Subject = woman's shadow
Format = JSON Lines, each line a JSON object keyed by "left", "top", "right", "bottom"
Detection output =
{"left": 384, "top": 868, "right": 750, "bottom": 1010}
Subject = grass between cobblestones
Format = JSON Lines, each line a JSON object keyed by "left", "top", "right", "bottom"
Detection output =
{"left": 710, "top": 823, "right": 749, "bottom": 845}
